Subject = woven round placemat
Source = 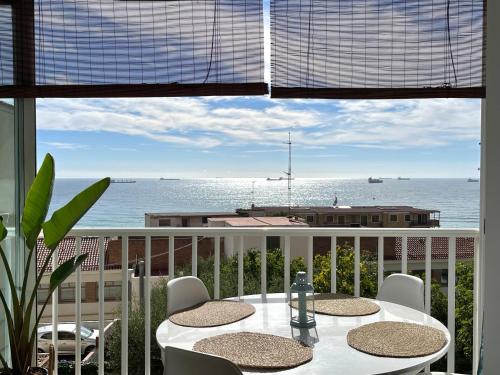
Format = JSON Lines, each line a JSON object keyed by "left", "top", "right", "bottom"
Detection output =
{"left": 193, "top": 332, "right": 313, "bottom": 369}
{"left": 347, "top": 321, "right": 447, "bottom": 358}
{"left": 169, "top": 300, "right": 255, "bottom": 327}
{"left": 290, "top": 293, "right": 380, "bottom": 316}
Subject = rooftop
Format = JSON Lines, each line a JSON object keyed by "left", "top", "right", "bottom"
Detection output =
{"left": 37, "top": 236, "right": 109, "bottom": 273}
{"left": 207, "top": 216, "right": 308, "bottom": 227}
{"left": 238, "top": 205, "right": 439, "bottom": 214}
{"left": 145, "top": 211, "right": 237, "bottom": 218}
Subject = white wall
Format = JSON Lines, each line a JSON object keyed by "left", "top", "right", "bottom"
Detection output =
{"left": 482, "top": 0, "right": 500, "bottom": 371}
{"left": 0, "top": 101, "right": 14, "bottom": 358}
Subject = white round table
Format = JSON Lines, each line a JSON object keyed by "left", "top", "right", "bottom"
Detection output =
{"left": 156, "top": 293, "right": 450, "bottom": 375}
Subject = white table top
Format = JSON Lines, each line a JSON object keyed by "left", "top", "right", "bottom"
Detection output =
{"left": 156, "top": 293, "right": 450, "bottom": 375}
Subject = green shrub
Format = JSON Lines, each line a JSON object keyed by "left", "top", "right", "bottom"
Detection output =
{"left": 456, "top": 262, "right": 474, "bottom": 372}
{"left": 312, "top": 247, "right": 378, "bottom": 298}
{"left": 106, "top": 279, "right": 168, "bottom": 374}
{"left": 178, "top": 248, "right": 306, "bottom": 298}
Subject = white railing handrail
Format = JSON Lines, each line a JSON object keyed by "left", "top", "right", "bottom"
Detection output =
{"left": 67, "top": 226, "right": 479, "bottom": 237}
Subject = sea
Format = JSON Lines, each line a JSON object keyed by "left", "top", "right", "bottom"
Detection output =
{"left": 48, "top": 178, "right": 480, "bottom": 229}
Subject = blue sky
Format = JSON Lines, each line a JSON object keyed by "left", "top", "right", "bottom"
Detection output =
{"left": 36, "top": 97, "right": 481, "bottom": 179}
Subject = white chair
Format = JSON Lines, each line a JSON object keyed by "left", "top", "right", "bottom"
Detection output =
{"left": 376, "top": 273, "right": 425, "bottom": 312}
{"left": 163, "top": 346, "right": 242, "bottom": 375}
{"left": 167, "top": 276, "right": 210, "bottom": 316}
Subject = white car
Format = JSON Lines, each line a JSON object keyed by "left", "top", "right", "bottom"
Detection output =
{"left": 37, "top": 324, "right": 99, "bottom": 357}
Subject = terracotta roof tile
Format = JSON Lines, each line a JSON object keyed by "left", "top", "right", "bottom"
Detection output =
{"left": 394, "top": 237, "right": 474, "bottom": 261}
{"left": 36, "top": 237, "right": 109, "bottom": 274}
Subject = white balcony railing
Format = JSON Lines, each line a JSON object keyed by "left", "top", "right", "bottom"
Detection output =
{"left": 48, "top": 227, "right": 480, "bottom": 375}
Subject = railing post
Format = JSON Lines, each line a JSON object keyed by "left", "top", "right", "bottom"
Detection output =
{"left": 377, "top": 236, "right": 384, "bottom": 290}
{"left": 331, "top": 236, "right": 337, "bottom": 293}
{"left": 98, "top": 237, "right": 105, "bottom": 375}
{"left": 447, "top": 237, "right": 456, "bottom": 373}
{"left": 214, "top": 236, "right": 220, "bottom": 299}
{"left": 424, "top": 236, "right": 432, "bottom": 374}
{"left": 75, "top": 237, "right": 82, "bottom": 375}
{"left": 401, "top": 235, "right": 408, "bottom": 274}
{"left": 145, "top": 235, "right": 151, "bottom": 375}
{"left": 238, "top": 236, "right": 244, "bottom": 297}
{"left": 52, "top": 248, "right": 58, "bottom": 375}
{"left": 354, "top": 236, "right": 360, "bottom": 297}
{"left": 121, "top": 236, "right": 129, "bottom": 374}
{"left": 284, "top": 236, "right": 291, "bottom": 294}
{"left": 191, "top": 236, "right": 198, "bottom": 277}
{"left": 307, "top": 236, "right": 313, "bottom": 284}
{"left": 261, "top": 236, "right": 267, "bottom": 297}
{"left": 425, "top": 237, "right": 432, "bottom": 315}
{"left": 168, "top": 236, "right": 174, "bottom": 279}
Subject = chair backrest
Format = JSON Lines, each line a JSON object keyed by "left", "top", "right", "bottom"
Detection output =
{"left": 164, "top": 346, "right": 242, "bottom": 375}
{"left": 376, "top": 273, "right": 425, "bottom": 312}
{"left": 167, "top": 276, "right": 210, "bottom": 315}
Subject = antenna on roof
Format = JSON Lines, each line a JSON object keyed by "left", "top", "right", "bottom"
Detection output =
{"left": 283, "top": 132, "right": 292, "bottom": 216}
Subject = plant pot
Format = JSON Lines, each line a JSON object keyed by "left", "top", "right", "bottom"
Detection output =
{"left": 29, "top": 367, "right": 48, "bottom": 375}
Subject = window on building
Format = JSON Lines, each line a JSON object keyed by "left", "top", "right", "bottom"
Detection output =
{"left": 405, "top": 214, "right": 411, "bottom": 222}
{"left": 326, "top": 215, "right": 333, "bottom": 223}
{"left": 182, "top": 218, "right": 188, "bottom": 227}
{"left": 441, "top": 270, "right": 448, "bottom": 286}
{"left": 104, "top": 281, "right": 122, "bottom": 301}
{"left": 202, "top": 216, "right": 208, "bottom": 224}
{"left": 306, "top": 215, "right": 314, "bottom": 223}
{"left": 158, "top": 218, "right": 171, "bottom": 227}
{"left": 267, "top": 236, "right": 280, "bottom": 249}
{"left": 37, "top": 284, "right": 50, "bottom": 304}
{"left": 372, "top": 215, "right": 380, "bottom": 223}
{"left": 390, "top": 215, "right": 398, "bottom": 222}
{"left": 338, "top": 216, "right": 345, "bottom": 225}
{"left": 59, "top": 282, "right": 86, "bottom": 303}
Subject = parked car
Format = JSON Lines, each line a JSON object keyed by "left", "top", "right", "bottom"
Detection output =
{"left": 37, "top": 324, "right": 99, "bottom": 357}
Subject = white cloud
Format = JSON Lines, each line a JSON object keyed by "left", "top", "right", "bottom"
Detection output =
{"left": 37, "top": 97, "right": 480, "bottom": 150}
{"left": 41, "top": 141, "right": 88, "bottom": 150}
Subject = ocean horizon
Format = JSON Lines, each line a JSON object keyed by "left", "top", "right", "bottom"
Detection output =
{"left": 49, "top": 178, "right": 480, "bottom": 229}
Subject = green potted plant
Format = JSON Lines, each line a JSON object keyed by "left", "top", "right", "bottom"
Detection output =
{"left": 0, "top": 154, "right": 110, "bottom": 375}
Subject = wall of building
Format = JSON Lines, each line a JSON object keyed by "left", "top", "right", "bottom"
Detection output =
{"left": 107, "top": 237, "right": 225, "bottom": 274}
{"left": 381, "top": 213, "right": 411, "bottom": 228}
{"left": 129, "top": 274, "right": 169, "bottom": 307}
{"left": 38, "top": 270, "right": 123, "bottom": 323}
